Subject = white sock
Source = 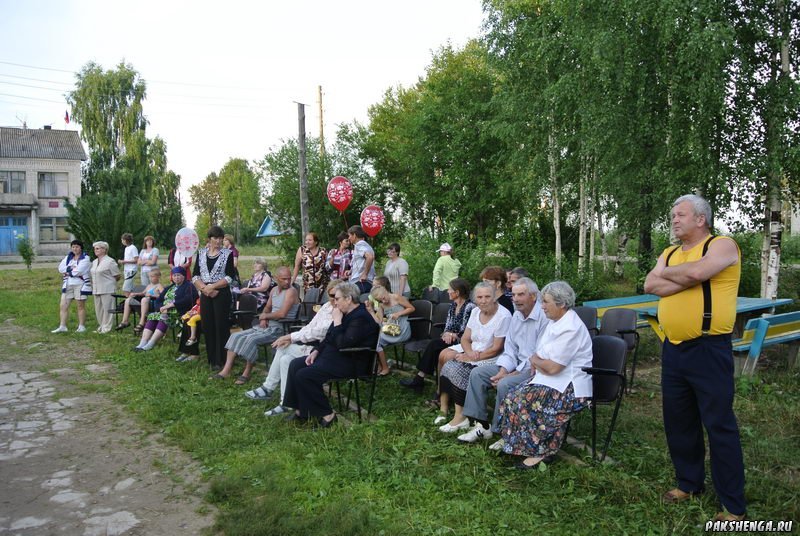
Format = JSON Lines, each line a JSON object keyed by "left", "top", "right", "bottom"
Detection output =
{"left": 142, "top": 341, "right": 156, "bottom": 351}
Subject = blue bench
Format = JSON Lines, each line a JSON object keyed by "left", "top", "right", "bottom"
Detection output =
{"left": 582, "top": 295, "right": 660, "bottom": 330}
{"left": 732, "top": 311, "right": 800, "bottom": 376}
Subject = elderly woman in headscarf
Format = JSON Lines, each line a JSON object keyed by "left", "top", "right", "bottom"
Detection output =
{"left": 90, "top": 241, "right": 121, "bottom": 334}
{"left": 495, "top": 281, "right": 593, "bottom": 469}
{"left": 133, "top": 266, "right": 198, "bottom": 352}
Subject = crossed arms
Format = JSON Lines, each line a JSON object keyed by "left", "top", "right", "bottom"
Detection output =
{"left": 643, "top": 237, "right": 739, "bottom": 297}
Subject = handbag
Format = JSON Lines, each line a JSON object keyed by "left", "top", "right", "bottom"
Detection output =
{"left": 381, "top": 317, "right": 401, "bottom": 336}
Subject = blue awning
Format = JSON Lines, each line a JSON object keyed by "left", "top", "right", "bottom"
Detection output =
{"left": 256, "top": 217, "right": 287, "bottom": 238}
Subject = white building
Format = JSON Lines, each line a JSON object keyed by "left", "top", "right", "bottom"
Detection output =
{"left": 0, "top": 126, "right": 86, "bottom": 255}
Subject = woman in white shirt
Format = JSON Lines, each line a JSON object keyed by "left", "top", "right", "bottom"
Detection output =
{"left": 495, "top": 280, "right": 593, "bottom": 469}
{"left": 138, "top": 235, "right": 159, "bottom": 285}
{"left": 436, "top": 282, "right": 511, "bottom": 432}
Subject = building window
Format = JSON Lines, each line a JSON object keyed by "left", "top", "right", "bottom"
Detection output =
{"left": 37, "top": 172, "right": 68, "bottom": 197}
{"left": 39, "top": 217, "right": 70, "bottom": 242}
{"left": 0, "top": 171, "right": 26, "bottom": 194}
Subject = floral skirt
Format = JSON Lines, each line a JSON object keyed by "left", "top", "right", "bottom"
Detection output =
{"left": 499, "top": 382, "right": 589, "bottom": 458}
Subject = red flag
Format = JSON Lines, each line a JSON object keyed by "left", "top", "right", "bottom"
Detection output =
{"left": 64, "top": 110, "right": 69, "bottom": 124}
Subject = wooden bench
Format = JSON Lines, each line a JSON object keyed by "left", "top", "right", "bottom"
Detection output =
{"left": 582, "top": 295, "right": 660, "bottom": 330}
{"left": 732, "top": 311, "right": 800, "bottom": 376}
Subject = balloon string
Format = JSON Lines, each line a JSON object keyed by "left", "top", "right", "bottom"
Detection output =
{"left": 341, "top": 211, "right": 349, "bottom": 230}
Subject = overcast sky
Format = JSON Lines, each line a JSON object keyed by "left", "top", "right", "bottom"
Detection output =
{"left": 0, "top": 0, "right": 485, "bottom": 226}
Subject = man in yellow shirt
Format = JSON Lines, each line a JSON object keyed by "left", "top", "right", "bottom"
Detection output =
{"left": 644, "top": 194, "right": 746, "bottom": 522}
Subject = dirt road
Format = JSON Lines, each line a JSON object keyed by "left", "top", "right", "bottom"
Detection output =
{"left": 0, "top": 320, "right": 215, "bottom": 535}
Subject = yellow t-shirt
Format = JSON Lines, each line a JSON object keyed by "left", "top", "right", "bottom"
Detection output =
{"left": 657, "top": 236, "right": 740, "bottom": 343}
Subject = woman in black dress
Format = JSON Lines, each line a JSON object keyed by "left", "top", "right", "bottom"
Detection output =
{"left": 191, "top": 226, "right": 236, "bottom": 369}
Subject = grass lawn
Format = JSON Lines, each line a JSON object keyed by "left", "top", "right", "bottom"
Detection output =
{"left": 2, "top": 268, "right": 798, "bottom": 535}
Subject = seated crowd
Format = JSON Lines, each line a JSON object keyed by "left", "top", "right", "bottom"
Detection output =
{"left": 52, "top": 225, "right": 596, "bottom": 469}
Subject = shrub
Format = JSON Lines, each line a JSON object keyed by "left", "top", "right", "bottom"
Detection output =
{"left": 16, "top": 236, "right": 35, "bottom": 270}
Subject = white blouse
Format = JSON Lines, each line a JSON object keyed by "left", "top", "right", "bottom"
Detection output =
{"left": 464, "top": 305, "right": 511, "bottom": 353}
{"left": 529, "top": 308, "right": 594, "bottom": 397}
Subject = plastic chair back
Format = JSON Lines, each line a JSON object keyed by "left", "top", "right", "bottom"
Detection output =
{"left": 599, "top": 308, "right": 637, "bottom": 351}
{"left": 573, "top": 306, "right": 598, "bottom": 336}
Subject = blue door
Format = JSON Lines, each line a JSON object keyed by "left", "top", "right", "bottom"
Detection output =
{"left": 0, "top": 217, "right": 29, "bottom": 255}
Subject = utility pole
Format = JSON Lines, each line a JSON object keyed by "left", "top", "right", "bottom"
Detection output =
{"left": 318, "top": 85, "right": 325, "bottom": 163}
{"left": 297, "top": 102, "right": 310, "bottom": 238}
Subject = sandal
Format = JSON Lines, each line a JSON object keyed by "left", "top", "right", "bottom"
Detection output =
{"left": 208, "top": 373, "right": 226, "bottom": 380}
{"left": 133, "top": 324, "right": 145, "bottom": 334}
{"left": 115, "top": 322, "right": 130, "bottom": 331}
{"left": 377, "top": 368, "right": 392, "bottom": 377}
{"left": 662, "top": 488, "right": 700, "bottom": 504}
{"left": 186, "top": 338, "right": 197, "bottom": 346}
{"left": 234, "top": 375, "right": 250, "bottom": 385}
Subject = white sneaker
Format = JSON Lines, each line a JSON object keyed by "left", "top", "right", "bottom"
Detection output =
{"left": 488, "top": 439, "right": 505, "bottom": 451}
{"left": 458, "top": 423, "right": 493, "bottom": 443}
{"left": 76, "top": 325, "right": 87, "bottom": 333}
{"left": 51, "top": 326, "right": 67, "bottom": 333}
{"left": 438, "top": 419, "right": 471, "bottom": 433}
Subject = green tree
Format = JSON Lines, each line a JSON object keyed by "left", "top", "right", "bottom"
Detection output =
{"left": 259, "top": 126, "right": 383, "bottom": 254}
{"left": 66, "top": 61, "right": 184, "bottom": 250}
{"left": 217, "top": 158, "right": 263, "bottom": 244}
{"left": 366, "top": 41, "right": 509, "bottom": 244}
{"left": 188, "top": 172, "right": 222, "bottom": 235}
{"left": 67, "top": 61, "right": 147, "bottom": 173}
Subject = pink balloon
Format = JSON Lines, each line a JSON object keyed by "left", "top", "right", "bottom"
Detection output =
{"left": 360, "top": 205, "right": 385, "bottom": 237}
{"left": 327, "top": 176, "right": 353, "bottom": 212}
{"left": 175, "top": 227, "right": 200, "bottom": 258}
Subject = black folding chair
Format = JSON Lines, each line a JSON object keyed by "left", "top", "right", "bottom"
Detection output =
{"left": 392, "top": 299, "right": 432, "bottom": 369}
{"left": 231, "top": 293, "right": 259, "bottom": 330}
{"left": 599, "top": 308, "right": 640, "bottom": 391}
{"left": 110, "top": 284, "right": 146, "bottom": 326}
{"left": 404, "top": 301, "right": 449, "bottom": 364}
{"left": 421, "top": 287, "right": 440, "bottom": 304}
{"left": 573, "top": 306, "right": 599, "bottom": 337}
{"left": 437, "top": 288, "right": 452, "bottom": 304}
{"left": 331, "top": 344, "right": 380, "bottom": 423}
{"left": 582, "top": 335, "right": 628, "bottom": 462}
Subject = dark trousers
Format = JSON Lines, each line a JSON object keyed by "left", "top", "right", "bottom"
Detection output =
{"left": 178, "top": 319, "right": 200, "bottom": 357}
{"left": 200, "top": 287, "right": 231, "bottom": 368}
{"left": 355, "top": 280, "right": 373, "bottom": 295}
{"left": 418, "top": 338, "right": 450, "bottom": 375}
{"left": 662, "top": 334, "right": 746, "bottom": 515}
{"left": 283, "top": 355, "right": 370, "bottom": 418}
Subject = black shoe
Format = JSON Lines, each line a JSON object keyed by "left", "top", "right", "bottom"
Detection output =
{"left": 284, "top": 412, "right": 306, "bottom": 424}
{"left": 316, "top": 415, "right": 338, "bottom": 429}
{"left": 399, "top": 375, "right": 424, "bottom": 392}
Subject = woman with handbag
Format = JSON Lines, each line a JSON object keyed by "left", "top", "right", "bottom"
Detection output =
{"left": 368, "top": 285, "right": 415, "bottom": 376}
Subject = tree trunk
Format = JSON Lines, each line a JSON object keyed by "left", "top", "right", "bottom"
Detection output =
{"left": 578, "top": 156, "right": 587, "bottom": 275}
{"left": 762, "top": 186, "right": 782, "bottom": 299}
{"left": 615, "top": 233, "right": 628, "bottom": 278}
{"left": 760, "top": 0, "right": 789, "bottom": 299}
{"left": 548, "top": 125, "right": 561, "bottom": 276}
{"left": 598, "top": 195, "right": 608, "bottom": 272}
{"left": 589, "top": 171, "right": 597, "bottom": 276}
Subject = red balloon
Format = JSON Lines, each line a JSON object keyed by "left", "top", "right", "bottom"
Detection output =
{"left": 360, "top": 205, "right": 385, "bottom": 237}
{"left": 326, "top": 176, "right": 353, "bottom": 213}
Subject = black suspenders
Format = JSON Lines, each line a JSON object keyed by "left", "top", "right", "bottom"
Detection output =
{"left": 664, "top": 235, "right": 715, "bottom": 334}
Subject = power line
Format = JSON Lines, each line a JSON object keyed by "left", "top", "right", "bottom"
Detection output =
{"left": 0, "top": 92, "right": 64, "bottom": 104}
{"left": 0, "top": 60, "right": 73, "bottom": 73}
{"left": 0, "top": 59, "right": 275, "bottom": 92}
